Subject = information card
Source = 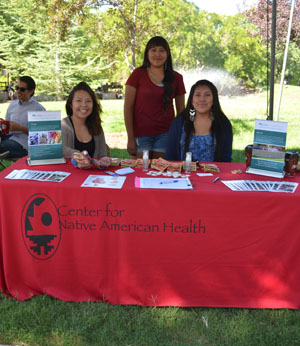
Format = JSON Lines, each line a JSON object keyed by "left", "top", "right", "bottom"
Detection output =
{"left": 247, "top": 119, "right": 287, "bottom": 178}
{"left": 27, "top": 111, "right": 66, "bottom": 165}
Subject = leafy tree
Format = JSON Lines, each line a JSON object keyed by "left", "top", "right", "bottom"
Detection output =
{"left": 94, "top": 0, "right": 267, "bottom": 88}
{"left": 219, "top": 15, "right": 267, "bottom": 88}
{"left": 246, "top": 0, "right": 300, "bottom": 47}
{"left": 94, "top": 0, "right": 226, "bottom": 77}
{"left": 92, "top": 0, "right": 162, "bottom": 73}
{"left": 245, "top": 0, "right": 300, "bottom": 85}
{"left": 0, "top": 0, "right": 111, "bottom": 97}
{"left": 276, "top": 41, "right": 300, "bottom": 84}
{"left": 152, "top": 0, "right": 225, "bottom": 70}
{"left": 0, "top": 0, "right": 273, "bottom": 96}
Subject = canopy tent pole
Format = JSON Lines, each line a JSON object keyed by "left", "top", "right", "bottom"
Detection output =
{"left": 275, "top": 0, "right": 296, "bottom": 121}
{"left": 268, "top": 0, "right": 277, "bottom": 121}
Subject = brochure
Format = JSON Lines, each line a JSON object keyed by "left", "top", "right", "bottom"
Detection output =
{"left": 222, "top": 180, "right": 298, "bottom": 193}
{"left": 5, "top": 169, "right": 70, "bottom": 183}
{"left": 81, "top": 175, "right": 126, "bottom": 189}
{"left": 27, "top": 111, "right": 66, "bottom": 165}
{"left": 246, "top": 119, "right": 287, "bottom": 178}
{"left": 135, "top": 177, "right": 193, "bottom": 189}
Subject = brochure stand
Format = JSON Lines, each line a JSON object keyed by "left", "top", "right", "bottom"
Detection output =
{"left": 27, "top": 111, "right": 66, "bottom": 166}
{"left": 27, "top": 158, "right": 66, "bottom": 166}
{"left": 246, "top": 119, "right": 287, "bottom": 178}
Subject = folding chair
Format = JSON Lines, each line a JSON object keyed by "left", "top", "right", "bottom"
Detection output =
{"left": 0, "top": 151, "right": 10, "bottom": 169}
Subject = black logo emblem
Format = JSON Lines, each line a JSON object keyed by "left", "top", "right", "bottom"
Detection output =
{"left": 21, "top": 194, "right": 61, "bottom": 260}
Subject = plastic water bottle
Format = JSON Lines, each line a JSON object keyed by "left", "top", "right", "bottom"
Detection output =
{"left": 143, "top": 150, "right": 149, "bottom": 171}
{"left": 185, "top": 152, "right": 192, "bottom": 173}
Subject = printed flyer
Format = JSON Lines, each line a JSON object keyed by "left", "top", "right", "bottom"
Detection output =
{"left": 81, "top": 175, "right": 126, "bottom": 189}
{"left": 222, "top": 179, "right": 298, "bottom": 193}
{"left": 27, "top": 111, "right": 65, "bottom": 165}
{"left": 5, "top": 169, "right": 70, "bottom": 183}
{"left": 247, "top": 119, "right": 287, "bottom": 178}
{"left": 135, "top": 177, "right": 193, "bottom": 190}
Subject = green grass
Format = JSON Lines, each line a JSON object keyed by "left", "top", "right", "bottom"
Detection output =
{"left": 1, "top": 293, "right": 300, "bottom": 346}
{"left": 1, "top": 85, "right": 300, "bottom": 345}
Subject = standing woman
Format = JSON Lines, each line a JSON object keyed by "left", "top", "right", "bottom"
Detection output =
{"left": 166, "top": 79, "right": 232, "bottom": 162}
{"left": 124, "top": 36, "right": 186, "bottom": 159}
{"left": 62, "top": 82, "right": 108, "bottom": 158}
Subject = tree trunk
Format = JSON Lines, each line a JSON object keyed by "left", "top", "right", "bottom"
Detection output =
{"left": 55, "top": 42, "right": 63, "bottom": 100}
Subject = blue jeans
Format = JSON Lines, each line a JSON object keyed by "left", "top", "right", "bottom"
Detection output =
{"left": 0, "top": 135, "right": 27, "bottom": 158}
{"left": 135, "top": 133, "right": 168, "bottom": 153}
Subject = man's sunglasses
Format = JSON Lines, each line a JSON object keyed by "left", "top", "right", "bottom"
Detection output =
{"left": 16, "top": 86, "right": 29, "bottom": 92}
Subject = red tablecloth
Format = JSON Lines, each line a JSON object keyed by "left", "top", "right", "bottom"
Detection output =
{"left": 0, "top": 158, "right": 300, "bottom": 308}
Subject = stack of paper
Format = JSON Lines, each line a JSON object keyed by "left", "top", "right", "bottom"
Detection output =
{"left": 222, "top": 180, "right": 298, "bottom": 193}
{"left": 5, "top": 169, "right": 70, "bottom": 183}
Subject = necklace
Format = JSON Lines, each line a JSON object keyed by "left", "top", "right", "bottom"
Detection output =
{"left": 147, "top": 68, "right": 164, "bottom": 84}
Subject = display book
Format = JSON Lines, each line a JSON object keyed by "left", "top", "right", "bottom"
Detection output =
{"left": 246, "top": 119, "right": 288, "bottom": 178}
{"left": 27, "top": 111, "right": 66, "bottom": 166}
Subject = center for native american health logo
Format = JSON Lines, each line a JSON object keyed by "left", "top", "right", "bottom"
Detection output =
{"left": 21, "top": 194, "right": 61, "bottom": 260}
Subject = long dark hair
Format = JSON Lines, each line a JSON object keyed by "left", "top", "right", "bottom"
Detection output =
{"left": 66, "top": 82, "right": 102, "bottom": 136}
{"left": 182, "top": 79, "right": 230, "bottom": 161}
{"left": 141, "top": 36, "right": 174, "bottom": 112}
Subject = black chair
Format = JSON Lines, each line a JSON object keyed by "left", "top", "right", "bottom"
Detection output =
{"left": 0, "top": 151, "right": 10, "bottom": 169}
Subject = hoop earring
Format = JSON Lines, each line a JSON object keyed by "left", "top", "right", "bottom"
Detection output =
{"left": 210, "top": 110, "right": 215, "bottom": 121}
{"left": 189, "top": 106, "right": 195, "bottom": 122}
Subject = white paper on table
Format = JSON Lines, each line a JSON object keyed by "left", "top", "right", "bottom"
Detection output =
{"left": 81, "top": 175, "right": 126, "bottom": 189}
{"left": 196, "top": 173, "right": 213, "bottom": 177}
{"left": 5, "top": 169, "right": 26, "bottom": 179}
{"left": 136, "top": 177, "right": 193, "bottom": 189}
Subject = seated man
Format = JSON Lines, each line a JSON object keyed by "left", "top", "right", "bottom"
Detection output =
{"left": 0, "top": 76, "right": 45, "bottom": 158}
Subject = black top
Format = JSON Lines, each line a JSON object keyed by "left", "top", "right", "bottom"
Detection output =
{"left": 70, "top": 117, "right": 95, "bottom": 157}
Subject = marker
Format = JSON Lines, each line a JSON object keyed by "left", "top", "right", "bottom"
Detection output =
{"left": 212, "top": 177, "right": 220, "bottom": 183}
{"left": 160, "top": 180, "right": 179, "bottom": 184}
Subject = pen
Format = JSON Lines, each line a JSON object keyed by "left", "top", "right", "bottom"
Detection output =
{"left": 104, "top": 171, "right": 119, "bottom": 177}
{"left": 160, "top": 180, "right": 179, "bottom": 184}
{"left": 212, "top": 177, "right": 220, "bottom": 183}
